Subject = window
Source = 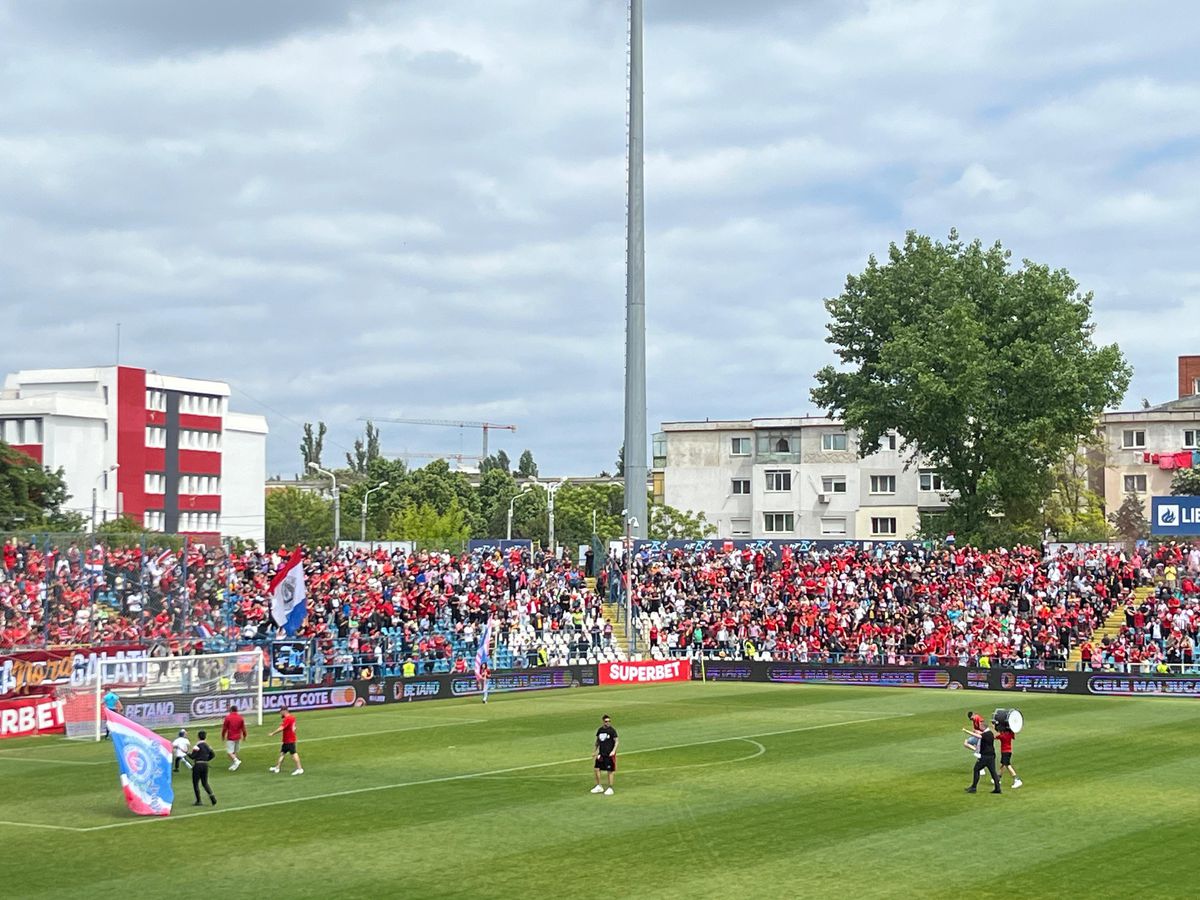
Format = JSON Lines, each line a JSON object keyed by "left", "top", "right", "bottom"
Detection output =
{"left": 764, "top": 512, "right": 795, "bottom": 533}
{"left": 1184, "top": 430, "right": 1199, "bottom": 449}
{"left": 820, "top": 518, "right": 847, "bottom": 536}
{"left": 732, "top": 478, "right": 751, "bottom": 495}
{"left": 1122, "top": 429, "right": 1145, "bottom": 449}
{"left": 870, "top": 475, "right": 896, "bottom": 494}
{"left": 756, "top": 432, "right": 799, "bottom": 459}
{"left": 731, "top": 437, "right": 751, "bottom": 456}
{"left": 821, "top": 476, "right": 848, "bottom": 494}
{"left": 765, "top": 470, "right": 792, "bottom": 492}
{"left": 652, "top": 433, "right": 667, "bottom": 468}
{"left": 731, "top": 518, "right": 751, "bottom": 537}
{"left": 871, "top": 517, "right": 898, "bottom": 536}
{"left": 919, "top": 471, "right": 945, "bottom": 492}
{"left": 1124, "top": 474, "right": 1147, "bottom": 493}
{"left": 145, "top": 426, "right": 166, "bottom": 448}
{"left": 822, "top": 433, "right": 848, "bottom": 451}
{"left": 144, "top": 473, "right": 165, "bottom": 494}
{"left": 880, "top": 433, "right": 897, "bottom": 451}
{"left": 1194, "top": 377, "right": 1200, "bottom": 396}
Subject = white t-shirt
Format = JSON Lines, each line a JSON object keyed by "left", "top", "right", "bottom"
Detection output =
{"left": 172, "top": 737, "right": 191, "bottom": 759}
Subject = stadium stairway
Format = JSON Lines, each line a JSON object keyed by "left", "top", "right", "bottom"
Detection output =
{"left": 602, "top": 600, "right": 630, "bottom": 652}
{"left": 1066, "top": 585, "right": 1155, "bottom": 667}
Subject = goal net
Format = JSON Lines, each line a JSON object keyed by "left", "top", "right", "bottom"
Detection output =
{"left": 61, "top": 650, "right": 264, "bottom": 741}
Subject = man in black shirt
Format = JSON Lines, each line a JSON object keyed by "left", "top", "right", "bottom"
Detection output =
{"left": 590, "top": 715, "right": 619, "bottom": 796}
{"left": 189, "top": 730, "right": 217, "bottom": 806}
{"left": 965, "top": 720, "right": 1002, "bottom": 794}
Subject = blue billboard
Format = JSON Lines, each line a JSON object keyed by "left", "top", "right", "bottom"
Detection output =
{"left": 1151, "top": 496, "right": 1200, "bottom": 536}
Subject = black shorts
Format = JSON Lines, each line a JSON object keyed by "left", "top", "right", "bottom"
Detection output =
{"left": 594, "top": 754, "right": 615, "bottom": 772}
{"left": 1000, "top": 752, "right": 1012, "bottom": 766}
{"left": 281, "top": 742, "right": 297, "bottom": 755}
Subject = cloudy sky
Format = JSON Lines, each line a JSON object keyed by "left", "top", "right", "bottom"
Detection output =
{"left": 2, "top": 0, "right": 1198, "bottom": 478}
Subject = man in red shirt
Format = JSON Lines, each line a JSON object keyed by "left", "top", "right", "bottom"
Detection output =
{"left": 268, "top": 707, "right": 304, "bottom": 776}
{"left": 997, "top": 724, "right": 1022, "bottom": 789}
{"left": 221, "top": 704, "right": 247, "bottom": 771}
{"left": 963, "top": 711, "right": 985, "bottom": 758}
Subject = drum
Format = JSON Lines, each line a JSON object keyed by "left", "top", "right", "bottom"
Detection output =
{"left": 993, "top": 708, "right": 1024, "bottom": 733}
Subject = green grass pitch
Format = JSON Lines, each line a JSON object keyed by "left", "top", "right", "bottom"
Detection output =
{"left": 2, "top": 682, "right": 1198, "bottom": 899}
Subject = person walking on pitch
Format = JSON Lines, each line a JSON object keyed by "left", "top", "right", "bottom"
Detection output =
{"left": 965, "top": 719, "right": 1002, "bottom": 795}
{"left": 188, "top": 730, "right": 217, "bottom": 806}
{"left": 269, "top": 707, "right": 303, "bottom": 775}
{"left": 997, "top": 722, "right": 1022, "bottom": 789}
{"left": 172, "top": 729, "right": 191, "bottom": 773}
{"left": 222, "top": 704, "right": 247, "bottom": 771}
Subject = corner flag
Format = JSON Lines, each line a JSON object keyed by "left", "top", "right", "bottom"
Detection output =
{"left": 106, "top": 710, "right": 173, "bottom": 816}
{"left": 269, "top": 548, "right": 307, "bottom": 635}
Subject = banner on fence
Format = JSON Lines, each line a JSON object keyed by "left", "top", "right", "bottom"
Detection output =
{"left": 0, "top": 645, "right": 148, "bottom": 700}
{"left": 1151, "top": 496, "right": 1200, "bottom": 536}
{"left": 599, "top": 660, "right": 691, "bottom": 686}
{"left": 0, "top": 694, "right": 67, "bottom": 739}
{"left": 358, "top": 665, "right": 597, "bottom": 705}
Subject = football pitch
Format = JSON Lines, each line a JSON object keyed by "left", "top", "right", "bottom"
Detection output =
{"left": 2, "top": 682, "right": 1198, "bottom": 899}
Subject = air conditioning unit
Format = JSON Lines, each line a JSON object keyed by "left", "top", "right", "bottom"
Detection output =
{"left": 818, "top": 492, "right": 832, "bottom": 504}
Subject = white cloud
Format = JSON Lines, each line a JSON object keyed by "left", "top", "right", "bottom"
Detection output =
{"left": 0, "top": 0, "right": 1197, "bottom": 478}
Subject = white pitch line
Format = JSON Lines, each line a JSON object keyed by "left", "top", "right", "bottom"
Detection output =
{"left": 244, "top": 719, "right": 486, "bottom": 747}
{"left": 0, "top": 819, "right": 84, "bottom": 832}
{"left": 70, "top": 712, "right": 909, "bottom": 833}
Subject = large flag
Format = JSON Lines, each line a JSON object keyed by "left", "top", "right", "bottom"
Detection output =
{"left": 475, "top": 617, "right": 493, "bottom": 678}
{"left": 106, "top": 710, "right": 173, "bottom": 817}
{"left": 146, "top": 550, "right": 177, "bottom": 587}
{"left": 269, "top": 548, "right": 307, "bottom": 635}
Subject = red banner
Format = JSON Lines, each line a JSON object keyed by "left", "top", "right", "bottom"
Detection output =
{"left": 0, "top": 644, "right": 148, "bottom": 700}
{"left": 598, "top": 660, "right": 691, "bottom": 686}
{"left": 0, "top": 694, "right": 66, "bottom": 739}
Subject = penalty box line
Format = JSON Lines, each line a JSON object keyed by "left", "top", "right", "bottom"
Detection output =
{"left": 71, "top": 711, "right": 911, "bottom": 833}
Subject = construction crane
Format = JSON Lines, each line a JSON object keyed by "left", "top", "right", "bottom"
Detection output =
{"left": 364, "top": 417, "right": 517, "bottom": 459}
{"left": 387, "top": 450, "right": 483, "bottom": 470}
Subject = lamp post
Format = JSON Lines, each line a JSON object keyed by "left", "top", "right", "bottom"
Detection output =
{"left": 506, "top": 483, "right": 534, "bottom": 540}
{"left": 91, "top": 464, "right": 119, "bottom": 532}
{"left": 543, "top": 480, "right": 563, "bottom": 556}
{"left": 360, "top": 481, "right": 389, "bottom": 542}
{"left": 307, "top": 462, "right": 340, "bottom": 546}
{"left": 624, "top": 512, "right": 639, "bottom": 656}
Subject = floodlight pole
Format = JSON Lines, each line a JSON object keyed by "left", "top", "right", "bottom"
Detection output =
{"left": 623, "top": 0, "right": 648, "bottom": 541}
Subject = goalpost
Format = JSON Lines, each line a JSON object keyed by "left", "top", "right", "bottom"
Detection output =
{"left": 60, "top": 650, "right": 264, "bottom": 741}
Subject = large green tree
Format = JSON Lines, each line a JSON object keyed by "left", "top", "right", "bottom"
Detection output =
{"left": 300, "top": 421, "right": 327, "bottom": 473}
{"left": 812, "top": 230, "right": 1130, "bottom": 545}
{"left": 345, "top": 421, "right": 381, "bottom": 475}
{"left": 1042, "top": 447, "right": 1111, "bottom": 541}
{"left": 386, "top": 498, "right": 470, "bottom": 551}
{"left": 0, "top": 442, "right": 81, "bottom": 531}
{"left": 1109, "top": 494, "right": 1148, "bottom": 542}
{"left": 265, "top": 487, "right": 334, "bottom": 548}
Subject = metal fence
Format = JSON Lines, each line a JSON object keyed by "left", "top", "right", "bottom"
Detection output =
{"left": 0, "top": 532, "right": 235, "bottom": 648}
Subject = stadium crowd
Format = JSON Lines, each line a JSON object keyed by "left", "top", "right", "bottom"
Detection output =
{"left": 2, "top": 535, "right": 1198, "bottom": 673}
{"left": 618, "top": 540, "right": 1200, "bottom": 671}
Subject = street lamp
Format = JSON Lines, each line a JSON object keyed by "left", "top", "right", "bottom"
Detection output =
{"left": 506, "top": 483, "right": 534, "bottom": 541}
{"left": 307, "top": 462, "right": 340, "bottom": 546}
{"left": 360, "top": 481, "right": 389, "bottom": 541}
{"left": 91, "top": 464, "right": 119, "bottom": 532}
{"left": 542, "top": 480, "right": 564, "bottom": 556}
{"left": 623, "top": 511, "right": 639, "bottom": 656}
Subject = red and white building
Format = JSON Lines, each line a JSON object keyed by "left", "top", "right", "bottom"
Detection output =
{"left": 0, "top": 366, "right": 267, "bottom": 545}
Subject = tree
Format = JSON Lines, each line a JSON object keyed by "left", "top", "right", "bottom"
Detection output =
{"left": 615, "top": 444, "right": 625, "bottom": 477}
{"left": 1170, "top": 468, "right": 1200, "bottom": 496}
{"left": 517, "top": 450, "right": 538, "bottom": 478}
{"left": 479, "top": 450, "right": 511, "bottom": 475}
{"left": 1042, "top": 447, "right": 1111, "bottom": 541}
{"left": 300, "top": 422, "right": 327, "bottom": 472}
{"left": 0, "top": 442, "right": 78, "bottom": 531}
{"left": 265, "top": 487, "right": 333, "bottom": 548}
{"left": 386, "top": 498, "right": 470, "bottom": 551}
{"left": 95, "top": 515, "right": 149, "bottom": 535}
{"left": 345, "top": 421, "right": 381, "bottom": 475}
{"left": 477, "top": 467, "right": 520, "bottom": 537}
{"left": 648, "top": 500, "right": 716, "bottom": 539}
{"left": 811, "top": 230, "right": 1130, "bottom": 546}
{"left": 1109, "top": 494, "right": 1148, "bottom": 542}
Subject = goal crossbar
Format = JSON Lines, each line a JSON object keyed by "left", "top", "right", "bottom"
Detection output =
{"left": 62, "top": 650, "right": 264, "bottom": 741}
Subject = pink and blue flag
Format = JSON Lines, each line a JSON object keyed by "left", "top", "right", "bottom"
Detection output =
{"left": 106, "top": 709, "right": 174, "bottom": 816}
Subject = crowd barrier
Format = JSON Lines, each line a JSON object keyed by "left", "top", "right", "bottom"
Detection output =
{"left": 693, "top": 661, "right": 1200, "bottom": 698}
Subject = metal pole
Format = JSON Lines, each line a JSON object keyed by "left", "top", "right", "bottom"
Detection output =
{"left": 624, "top": 519, "right": 633, "bottom": 656}
{"left": 507, "top": 502, "right": 515, "bottom": 541}
{"left": 548, "top": 485, "right": 556, "bottom": 555}
{"left": 308, "top": 463, "right": 339, "bottom": 547}
{"left": 361, "top": 481, "right": 389, "bottom": 542}
{"left": 623, "top": 0, "right": 648, "bottom": 539}
{"left": 91, "top": 487, "right": 98, "bottom": 533}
